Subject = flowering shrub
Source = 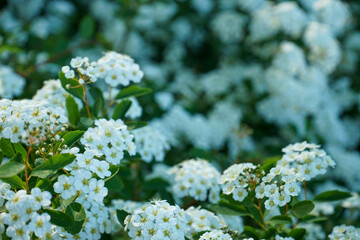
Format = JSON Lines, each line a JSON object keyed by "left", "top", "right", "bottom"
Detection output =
{"left": 0, "top": 0, "right": 360, "bottom": 239}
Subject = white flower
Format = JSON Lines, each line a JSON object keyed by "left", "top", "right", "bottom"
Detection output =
{"left": 28, "top": 213, "right": 51, "bottom": 237}
{"left": 53, "top": 175, "right": 76, "bottom": 199}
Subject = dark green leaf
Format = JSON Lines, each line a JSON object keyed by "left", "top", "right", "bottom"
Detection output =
{"left": 243, "top": 226, "right": 260, "bottom": 240}
{"left": 104, "top": 166, "right": 120, "bottom": 182}
{"left": 300, "top": 215, "right": 327, "bottom": 223}
{"left": 31, "top": 154, "right": 76, "bottom": 178}
{"left": 291, "top": 200, "right": 315, "bottom": 219}
{"left": 0, "top": 161, "right": 25, "bottom": 178}
{"left": 0, "top": 175, "right": 26, "bottom": 189}
{"left": 59, "top": 71, "right": 84, "bottom": 99}
{"left": 79, "top": 16, "right": 95, "bottom": 39}
{"left": 143, "top": 178, "right": 170, "bottom": 190}
{"left": 112, "top": 100, "right": 132, "bottom": 120}
{"left": 43, "top": 209, "right": 74, "bottom": 227}
{"left": 64, "top": 202, "right": 86, "bottom": 234}
{"left": 0, "top": 138, "right": 15, "bottom": 157}
{"left": 79, "top": 117, "right": 94, "bottom": 128}
{"left": 288, "top": 228, "right": 306, "bottom": 240}
{"left": 268, "top": 215, "right": 293, "bottom": 225}
{"left": 35, "top": 178, "right": 51, "bottom": 191}
{"left": 313, "top": 190, "right": 352, "bottom": 202}
{"left": 260, "top": 228, "right": 277, "bottom": 239}
{"left": 66, "top": 95, "right": 80, "bottom": 127}
{"left": 105, "top": 175, "right": 124, "bottom": 193}
{"left": 116, "top": 210, "right": 129, "bottom": 225}
{"left": 9, "top": 152, "right": 23, "bottom": 163}
{"left": 125, "top": 121, "right": 147, "bottom": 130}
{"left": 115, "top": 85, "right": 152, "bottom": 99}
{"left": 62, "top": 131, "right": 84, "bottom": 148}
{"left": 13, "top": 143, "right": 27, "bottom": 159}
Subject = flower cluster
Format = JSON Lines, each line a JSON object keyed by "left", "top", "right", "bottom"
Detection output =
{"left": 81, "top": 119, "right": 136, "bottom": 165}
{"left": 219, "top": 163, "right": 258, "bottom": 202}
{"left": 0, "top": 184, "right": 52, "bottom": 239}
{"left": 33, "top": 79, "right": 77, "bottom": 109}
{"left": 124, "top": 200, "right": 188, "bottom": 240}
{"left": 199, "top": 229, "right": 233, "bottom": 240}
{"left": 0, "top": 65, "right": 25, "bottom": 99}
{"left": 278, "top": 141, "right": 335, "bottom": 181}
{"left": 133, "top": 125, "right": 170, "bottom": 162}
{"left": 62, "top": 56, "right": 98, "bottom": 83}
{"left": 168, "top": 159, "right": 221, "bottom": 203}
{"left": 185, "top": 207, "right": 223, "bottom": 235}
{"left": 0, "top": 99, "right": 68, "bottom": 144}
{"left": 97, "top": 51, "right": 144, "bottom": 87}
{"left": 328, "top": 225, "right": 360, "bottom": 240}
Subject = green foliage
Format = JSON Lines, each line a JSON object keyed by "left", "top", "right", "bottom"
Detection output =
{"left": 66, "top": 95, "right": 80, "bottom": 127}
{"left": 125, "top": 121, "right": 147, "bottom": 130}
{"left": 290, "top": 200, "right": 315, "bottom": 219}
{"left": 64, "top": 202, "right": 86, "bottom": 234}
{"left": 31, "top": 153, "right": 76, "bottom": 178}
{"left": 314, "top": 190, "right": 352, "bottom": 202}
{"left": 43, "top": 209, "right": 74, "bottom": 228}
{"left": 59, "top": 71, "right": 84, "bottom": 99}
{"left": 62, "top": 130, "right": 85, "bottom": 148}
{"left": 268, "top": 215, "right": 293, "bottom": 225}
{"left": 112, "top": 100, "right": 132, "bottom": 120}
{"left": 0, "top": 160, "right": 24, "bottom": 178}
{"left": 116, "top": 209, "right": 129, "bottom": 225}
{"left": 115, "top": 85, "right": 152, "bottom": 99}
{"left": 0, "top": 138, "right": 15, "bottom": 157}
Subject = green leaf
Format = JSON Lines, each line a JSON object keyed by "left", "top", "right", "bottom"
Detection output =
{"left": 143, "top": 178, "right": 169, "bottom": 190}
{"left": 105, "top": 175, "right": 124, "bottom": 193}
{"left": 64, "top": 202, "right": 86, "bottom": 235}
{"left": 115, "top": 85, "right": 152, "bottom": 99}
{"left": 288, "top": 228, "right": 306, "bottom": 240}
{"left": 104, "top": 166, "right": 120, "bottom": 182}
{"left": 125, "top": 121, "right": 147, "bottom": 130}
{"left": 0, "top": 161, "right": 25, "bottom": 178}
{"left": 79, "top": 16, "right": 95, "bottom": 39}
{"left": 31, "top": 153, "right": 76, "bottom": 178}
{"left": 116, "top": 210, "right": 129, "bottom": 225}
{"left": 66, "top": 95, "right": 80, "bottom": 127}
{"left": 268, "top": 215, "right": 293, "bottom": 225}
{"left": 112, "top": 100, "right": 132, "bottom": 120}
{"left": 13, "top": 143, "right": 27, "bottom": 160}
{"left": 207, "top": 204, "right": 247, "bottom": 216}
{"left": 313, "top": 190, "right": 352, "bottom": 202}
{"left": 300, "top": 215, "right": 327, "bottom": 223}
{"left": 59, "top": 71, "right": 84, "bottom": 99}
{"left": 43, "top": 209, "right": 74, "bottom": 227}
{"left": 291, "top": 200, "right": 315, "bottom": 219}
{"left": 9, "top": 152, "right": 23, "bottom": 163}
{"left": 260, "top": 156, "right": 281, "bottom": 173}
{"left": 0, "top": 175, "right": 26, "bottom": 189}
{"left": 243, "top": 226, "right": 260, "bottom": 240}
{"left": 35, "top": 178, "right": 51, "bottom": 191}
{"left": 89, "top": 86, "right": 105, "bottom": 117}
{"left": 79, "top": 117, "right": 94, "bottom": 128}
{"left": 0, "top": 138, "right": 15, "bottom": 157}
{"left": 260, "top": 228, "right": 277, "bottom": 239}
{"left": 62, "top": 131, "right": 84, "bottom": 148}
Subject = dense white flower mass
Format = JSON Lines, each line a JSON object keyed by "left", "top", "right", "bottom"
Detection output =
{"left": 328, "top": 225, "right": 360, "bottom": 240}
{"left": 278, "top": 141, "right": 335, "bottom": 181}
{"left": 33, "top": 79, "right": 70, "bottom": 109}
{"left": 169, "top": 159, "right": 221, "bottom": 203}
{"left": 185, "top": 207, "right": 223, "bottom": 235}
{"left": 0, "top": 185, "right": 53, "bottom": 239}
{"left": 0, "top": 99, "right": 68, "bottom": 144}
{"left": 80, "top": 118, "right": 136, "bottom": 165}
{"left": 133, "top": 125, "right": 170, "bottom": 162}
{"left": 124, "top": 200, "right": 188, "bottom": 240}
{"left": 211, "top": 11, "right": 246, "bottom": 43}
{"left": 219, "top": 163, "right": 257, "bottom": 202}
{"left": 97, "top": 52, "right": 144, "bottom": 87}
{"left": 0, "top": 65, "right": 25, "bottom": 99}
{"left": 200, "top": 229, "right": 233, "bottom": 240}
